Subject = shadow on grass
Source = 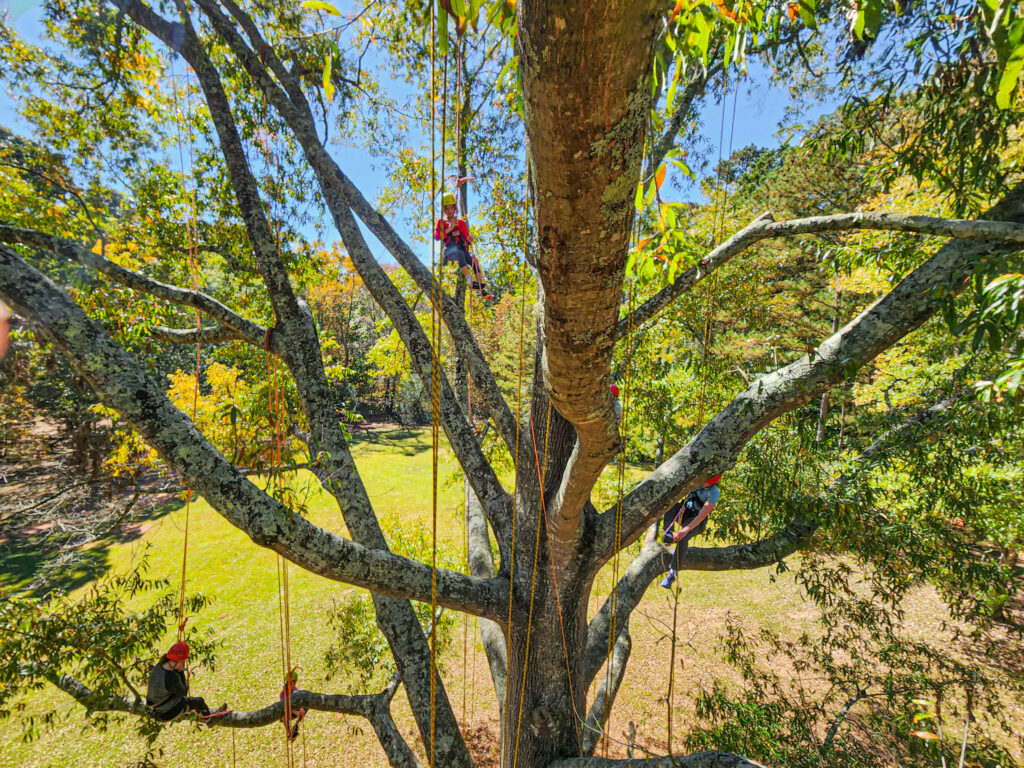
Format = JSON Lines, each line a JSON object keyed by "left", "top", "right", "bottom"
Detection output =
{"left": 0, "top": 497, "right": 182, "bottom": 596}
{"left": 348, "top": 426, "right": 432, "bottom": 456}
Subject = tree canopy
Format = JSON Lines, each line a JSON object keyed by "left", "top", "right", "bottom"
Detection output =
{"left": 0, "top": 1, "right": 1023, "bottom": 767}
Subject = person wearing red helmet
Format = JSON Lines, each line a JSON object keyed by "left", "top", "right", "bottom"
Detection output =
{"left": 658, "top": 473, "right": 722, "bottom": 589}
{"left": 146, "top": 642, "right": 227, "bottom": 724}
{"left": 610, "top": 383, "right": 622, "bottom": 421}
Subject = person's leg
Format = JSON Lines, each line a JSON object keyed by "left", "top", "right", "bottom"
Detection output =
{"left": 184, "top": 696, "right": 211, "bottom": 717}
{"left": 152, "top": 700, "right": 187, "bottom": 722}
{"left": 661, "top": 506, "right": 678, "bottom": 543}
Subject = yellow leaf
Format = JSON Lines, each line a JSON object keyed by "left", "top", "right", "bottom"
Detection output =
{"left": 909, "top": 731, "right": 940, "bottom": 741}
{"left": 323, "top": 55, "right": 335, "bottom": 103}
{"left": 301, "top": 0, "right": 342, "bottom": 15}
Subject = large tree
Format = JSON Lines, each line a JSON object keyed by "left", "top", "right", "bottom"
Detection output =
{"left": 1, "top": 1, "right": 1023, "bottom": 767}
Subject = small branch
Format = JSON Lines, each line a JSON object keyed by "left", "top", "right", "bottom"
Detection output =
{"left": 149, "top": 324, "right": 246, "bottom": 344}
{"left": 618, "top": 210, "right": 1024, "bottom": 336}
{"left": 0, "top": 224, "right": 275, "bottom": 352}
{"left": 822, "top": 689, "right": 867, "bottom": 748}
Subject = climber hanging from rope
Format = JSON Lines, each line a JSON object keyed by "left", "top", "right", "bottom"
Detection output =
{"left": 656, "top": 474, "right": 722, "bottom": 589}
{"left": 146, "top": 642, "right": 229, "bottom": 724}
{"left": 434, "top": 191, "right": 494, "bottom": 300}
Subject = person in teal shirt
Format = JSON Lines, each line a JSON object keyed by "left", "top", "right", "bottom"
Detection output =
{"left": 659, "top": 474, "right": 721, "bottom": 589}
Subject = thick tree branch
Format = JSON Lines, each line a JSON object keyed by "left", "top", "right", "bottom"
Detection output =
{"left": 0, "top": 245, "right": 508, "bottom": 620}
{"left": 548, "top": 754, "right": 764, "bottom": 768}
{"left": 49, "top": 674, "right": 422, "bottom": 768}
{"left": 618, "top": 210, "right": 1024, "bottom": 335}
{"left": 467, "top": 486, "right": 508, "bottom": 708}
{"left": 584, "top": 396, "right": 958, "bottom": 690}
{"left": 103, "top": 5, "right": 483, "bottom": 766}
{"left": 595, "top": 181, "right": 1024, "bottom": 565}
{"left": 0, "top": 224, "right": 275, "bottom": 350}
{"left": 581, "top": 620, "right": 631, "bottom": 756}
{"left": 583, "top": 542, "right": 665, "bottom": 688}
{"left": 519, "top": 0, "right": 665, "bottom": 562}
{"left": 186, "top": 0, "right": 512, "bottom": 548}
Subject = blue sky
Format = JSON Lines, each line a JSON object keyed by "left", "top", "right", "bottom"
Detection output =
{"left": 0, "top": 0, "right": 841, "bottom": 264}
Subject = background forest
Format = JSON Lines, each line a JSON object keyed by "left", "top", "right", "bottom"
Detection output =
{"left": 0, "top": 1, "right": 1022, "bottom": 767}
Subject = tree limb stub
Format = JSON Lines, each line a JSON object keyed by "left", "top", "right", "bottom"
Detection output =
{"left": 0, "top": 245, "right": 508, "bottom": 621}
{"left": 596, "top": 180, "right": 1024, "bottom": 565}
{"left": 619, "top": 210, "right": 1024, "bottom": 335}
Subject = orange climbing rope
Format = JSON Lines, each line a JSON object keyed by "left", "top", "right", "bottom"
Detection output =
{"left": 169, "top": 61, "right": 203, "bottom": 645}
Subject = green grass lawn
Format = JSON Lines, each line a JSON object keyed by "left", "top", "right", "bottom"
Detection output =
{"left": 4, "top": 427, "right": 1007, "bottom": 768}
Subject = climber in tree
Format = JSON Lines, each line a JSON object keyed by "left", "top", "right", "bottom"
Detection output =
{"left": 146, "top": 642, "right": 228, "bottom": 724}
{"left": 434, "top": 192, "right": 494, "bottom": 300}
{"left": 657, "top": 474, "right": 721, "bottom": 589}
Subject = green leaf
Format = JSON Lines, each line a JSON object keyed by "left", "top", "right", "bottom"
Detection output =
{"left": 438, "top": 4, "right": 450, "bottom": 56}
{"left": 798, "top": 0, "right": 817, "bottom": 29}
{"left": 301, "top": 0, "right": 343, "bottom": 16}
{"left": 634, "top": 181, "right": 644, "bottom": 212}
{"left": 995, "top": 44, "right": 1023, "bottom": 109}
{"left": 323, "top": 55, "right": 335, "bottom": 103}
{"left": 853, "top": 0, "right": 881, "bottom": 40}
{"left": 496, "top": 55, "right": 519, "bottom": 87}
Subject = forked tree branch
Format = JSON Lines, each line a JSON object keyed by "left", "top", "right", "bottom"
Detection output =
{"left": 49, "top": 673, "right": 423, "bottom": 768}
{"left": 594, "top": 180, "right": 1024, "bottom": 566}
{"left": 0, "top": 224, "right": 277, "bottom": 351}
{"left": 0, "top": 245, "right": 508, "bottom": 620}
{"left": 584, "top": 397, "right": 959, "bottom": 694}
{"left": 184, "top": 0, "right": 512, "bottom": 547}
{"left": 210, "top": 0, "right": 519, "bottom": 457}
{"left": 618, "top": 210, "right": 1024, "bottom": 335}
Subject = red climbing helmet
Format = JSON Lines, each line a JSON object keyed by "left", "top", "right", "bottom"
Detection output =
{"left": 610, "top": 384, "right": 620, "bottom": 397}
{"left": 166, "top": 642, "right": 190, "bottom": 662}
{"left": 706, "top": 474, "right": 722, "bottom": 485}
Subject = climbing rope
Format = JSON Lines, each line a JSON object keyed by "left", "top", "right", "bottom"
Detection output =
{"left": 666, "top": 73, "right": 739, "bottom": 757}
{"left": 428, "top": 4, "right": 446, "bottom": 765}
{"left": 169, "top": 60, "right": 203, "bottom": 646}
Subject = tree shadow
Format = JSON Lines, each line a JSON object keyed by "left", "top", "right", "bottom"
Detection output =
{"left": 348, "top": 425, "right": 432, "bottom": 456}
{"left": 0, "top": 495, "right": 182, "bottom": 596}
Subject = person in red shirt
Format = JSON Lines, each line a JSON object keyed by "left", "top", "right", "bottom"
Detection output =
{"left": 434, "top": 192, "right": 494, "bottom": 300}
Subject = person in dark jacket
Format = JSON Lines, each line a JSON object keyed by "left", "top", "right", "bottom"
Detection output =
{"left": 658, "top": 474, "right": 722, "bottom": 589}
{"left": 146, "top": 642, "right": 227, "bottom": 725}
